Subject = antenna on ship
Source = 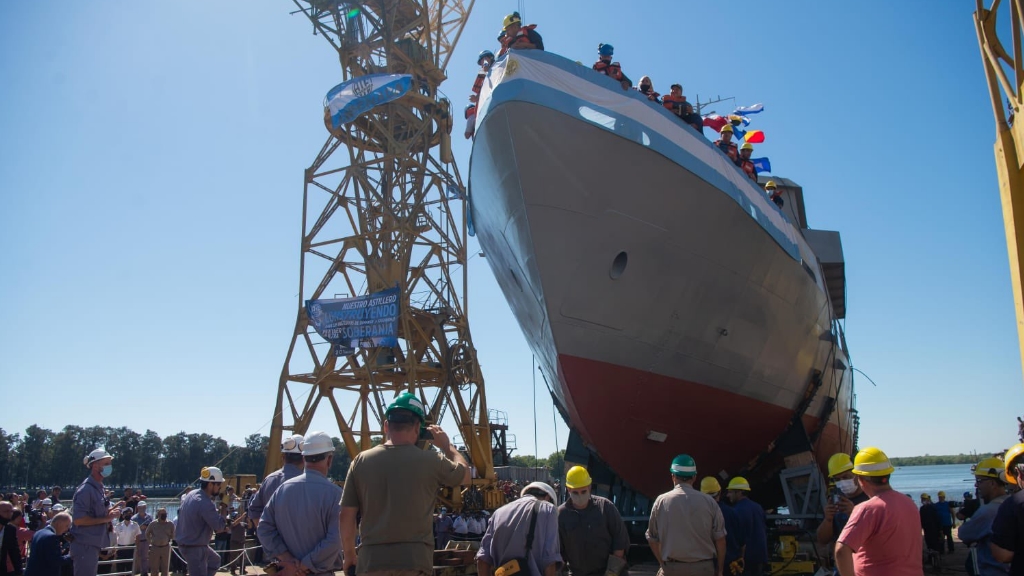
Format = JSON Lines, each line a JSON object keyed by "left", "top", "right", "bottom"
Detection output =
{"left": 269, "top": 0, "right": 502, "bottom": 510}
{"left": 693, "top": 94, "right": 736, "bottom": 116}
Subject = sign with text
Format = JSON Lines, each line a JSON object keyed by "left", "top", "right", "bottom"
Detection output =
{"left": 306, "top": 286, "right": 400, "bottom": 356}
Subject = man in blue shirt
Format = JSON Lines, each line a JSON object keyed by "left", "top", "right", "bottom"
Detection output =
{"left": 477, "top": 482, "right": 562, "bottom": 576}
{"left": 247, "top": 434, "right": 303, "bottom": 566}
{"left": 176, "top": 466, "right": 227, "bottom": 576}
{"left": 726, "top": 477, "right": 768, "bottom": 576}
{"left": 70, "top": 448, "right": 122, "bottom": 576}
{"left": 700, "top": 476, "right": 742, "bottom": 572}
{"left": 935, "top": 491, "right": 956, "bottom": 553}
{"left": 132, "top": 501, "right": 153, "bottom": 576}
{"left": 25, "top": 512, "right": 73, "bottom": 576}
{"left": 958, "top": 457, "right": 1010, "bottom": 575}
{"left": 258, "top": 431, "right": 343, "bottom": 576}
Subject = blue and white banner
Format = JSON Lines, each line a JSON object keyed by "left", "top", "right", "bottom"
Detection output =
{"left": 733, "top": 103, "right": 764, "bottom": 116}
{"left": 325, "top": 74, "right": 413, "bottom": 128}
{"left": 307, "top": 286, "right": 401, "bottom": 356}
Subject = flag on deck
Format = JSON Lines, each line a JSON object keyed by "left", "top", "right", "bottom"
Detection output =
{"left": 702, "top": 114, "right": 729, "bottom": 132}
{"left": 733, "top": 103, "right": 764, "bottom": 115}
{"left": 744, "top": 130, "right": 765, "bottom": 144}
{"left": 728, "top": 114, "right": 750, "bottom": 126}
{"left": 751, "top": 157, "right": 772, "bottom": 174}
{"left": 732, "top": 126, "right": 747, "bottom": 141}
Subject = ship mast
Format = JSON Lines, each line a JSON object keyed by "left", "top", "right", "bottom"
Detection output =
{"left": 268, "top": 0, "right": 501, "bottom": 509}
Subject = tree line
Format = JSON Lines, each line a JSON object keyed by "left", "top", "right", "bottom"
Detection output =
{"left": 0, "top": 425, "right": 352, "bottom": 489}
{"left": 508, "top": 450, "right": 566, "bottom": 479}
{"left": 889, "top": 453, "right": 1002, "bottom": 467}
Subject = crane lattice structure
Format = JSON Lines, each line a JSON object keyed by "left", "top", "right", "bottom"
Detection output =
{"left": 976, "top": 0, "right": 1024, "bottom": 383}
{"left": 268, "top": 0, "right": 500, "bottom": 509}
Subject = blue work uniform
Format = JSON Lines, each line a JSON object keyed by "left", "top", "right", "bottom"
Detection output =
{"left": 257, "top": 469, "right": 343, "bottom": 576}
{"left": 70, "top": 475, "right": 109, "bottom": 576}
{"left": 732, "top": 497, "right": 768, "bottom": 575}
{"left": 175, "top": 488, "right": 226, "bottom": 576}
{"left": 960, "top": 494, "right": 1011, "bottom": 575}
{"left": 247, "top": 463, "right": 302, "bottom": 524}
{"left": 132, "top": 511, "right": 153, "bottom": 575}
{"left": 719, "top": 500, "right": 742, "bottom": 567}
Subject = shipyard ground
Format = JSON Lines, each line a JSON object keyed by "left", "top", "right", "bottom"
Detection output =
{"left": 211, "top": 531, "right": 972, "bottom": 575}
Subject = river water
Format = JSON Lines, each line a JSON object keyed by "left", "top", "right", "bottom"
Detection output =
{"left": 889, "top": 463, "right": 977, "bottom": 504}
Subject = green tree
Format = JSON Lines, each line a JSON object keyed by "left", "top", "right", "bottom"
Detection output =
{"left": 509, "top": 455, "right": 542, "bottom": 468}
{"left": 50, "top": 426, "right": 86, "bottom": 488}
{"left": 108, "top": 427, "right": 143, "bottom": 486}
{"left": 0, "top": 429, "right": 20, "bottom": 487}
{"left": 139, "top": 430, "right": 163, "bottom": 484}
{"left": 546, "top": 450, "right": 566, "bottom": 480}
{"left": 329, "top": 437, "right": 352, "bottom": 481}
{"left": 19, "top": 425, "right": 54, "bottom": 487}
{"left": 162, "top": 432, "right": 190, "bottom": 483}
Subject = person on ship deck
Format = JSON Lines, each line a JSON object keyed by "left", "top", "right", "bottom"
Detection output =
{"left": 714, "top": 124, "right": 739, "bottom": 163}
{"left": 765, "top": 181, "right": 783, "bottom": 208}
{"left": 637, "top": 76, "right": 660, "bottom": 103}
{"left": 497, "top": 12, "right": 543, "bottom": 57}
{"left": 736, "top": 143, "right": 758, "bottom": 183}
{"left": 662, "top": 84, "right": 702, "bottom": 133}
{"left": 593, "top": 44, "right": 631, "bottom": 90}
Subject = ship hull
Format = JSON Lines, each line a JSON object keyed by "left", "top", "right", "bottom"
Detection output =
{"left": 469, "top": 51, "right": 853, "bottom": 499}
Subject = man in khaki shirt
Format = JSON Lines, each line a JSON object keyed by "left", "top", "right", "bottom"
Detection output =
{"left": 341, "top": 392, "right": 471, "bottom": 576}
{"left": 646, "top": 454, "right": 726, "bottom": 576}
{"left": 145, "top": 508, "right": 175, "bottom": 576}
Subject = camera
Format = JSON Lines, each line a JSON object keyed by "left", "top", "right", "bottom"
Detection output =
{"left": 26, "top": 510, "right": 46, "bottom": 531}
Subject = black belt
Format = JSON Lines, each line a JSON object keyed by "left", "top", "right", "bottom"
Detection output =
{"left": 666, "top": 559, "right": 713, "bottom": 564}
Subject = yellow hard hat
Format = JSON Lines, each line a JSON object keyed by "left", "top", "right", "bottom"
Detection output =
{"left": 827, "top": 453, "right": 854, "bottom": 478}
{"left": 765, "top": 180, "right": 777, "bottom": 189}
{"left": 920, "top": 493, "right": 931, "bottom": 501}
{"left": 565, "top": 465, "right": 593, "bottom": 489}
{"left": 1005, "top": 444, "right": 1024, "bottom": 485}
{"left": 852, "top": 446, "right": 895, "bottom": 477}
{"left": 502, "top": 12, "right": 521, "bottom": 29}
{"left": 740, "top": 142, "right": 754, "bottom": 151}
{"left": 700, "top": 477, "right": 722, "bottom": 494}
{"left": 974, "top": 457, "right": 1004, "bottom": 479}
{"left": 727, "top": 476, "right": 751, "bottom": 491}
{"left": 720, "top": 124, "right": 733, "bottom": 134}
{"left": 937, "top": 491, "right": 946, "bottom": 498}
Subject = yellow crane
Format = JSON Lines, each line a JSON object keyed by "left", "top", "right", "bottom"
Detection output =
{"left": 976, "top": 0, "right": 1024, "bottom": 381}
{"left": 266, "top": 0, "right": 502, "bottom": 510}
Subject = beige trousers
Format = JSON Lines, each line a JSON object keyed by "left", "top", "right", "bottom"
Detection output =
{"left": 657, "top": 560, "right": 715, "bottom": 576}
{"left": 148, "top": 545, "right": 170, "bottom": 576}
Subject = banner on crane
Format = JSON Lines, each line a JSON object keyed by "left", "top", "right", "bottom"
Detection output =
{"left": 306, "top": 286, "right": 401, "bottom": 356}
{"left": 325, "top": 73, "right": 414, "bottom": 128}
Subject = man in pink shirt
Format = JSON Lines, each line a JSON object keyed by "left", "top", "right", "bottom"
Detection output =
{"left": 835, "top": 447, "right": 923, "bottom": 576}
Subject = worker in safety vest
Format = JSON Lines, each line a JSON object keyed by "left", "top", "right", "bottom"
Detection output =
{"left": 662, "top": 84, "right": 701, "bottom": 133}
{"left": 497, "top": 12, "right": 543, "bottom": 57}
{"left": 593, "top": 44, "right": 631, "bottom": 91}
{"left": 637, "top": 76, "right": 660, "bottom": 103}
{"left": 714, "top": 124, "right": 739, "bottom": 163}
{"left": 465, "top": 50, "right": 494, "bottom": 139}
{"left": 765, "top": 180, "right": 783, "bottom": 208}
{"left": 737, "top": 143, "right": 758, "bottom": 182}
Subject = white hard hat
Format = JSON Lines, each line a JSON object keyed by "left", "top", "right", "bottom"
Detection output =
{"left": 520, "top": 481, "right": 557, "bottom": 503}
{"left": 136, "top": 501, "right": 147, "bottom": 508}
{"left": 51, "top": 504, "right": 66, "bottom": 512}
{"left": 84, "top": 448, "right": 113, "bottom": 467}
{"left": 200, "top": 466, "right": 225, "bottom": 483}
{"left": 301, "top": 431, "right": 335, "bottom": 456}
{"left": 281, "top": 434, "right": 304, "bottom": 454}
{"left": 41, "top": 498, "right": 52, "bottom": 506}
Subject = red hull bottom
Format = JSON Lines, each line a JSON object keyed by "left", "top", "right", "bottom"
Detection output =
{"left": 559, "top": 355, "right": 848, "bottom": 499}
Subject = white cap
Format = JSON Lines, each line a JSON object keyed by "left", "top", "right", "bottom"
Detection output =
{"left": 136, "top": 501, "right": 147, "bottom": 508}
{"left": 520, "top": 481, "right": 557, "bottom": 503}
{"left": 41, "top": 498, "right": 52, "bottom": 506}
{"left": 301, "top": 431, "right": 335, "bottom": 456}
{"left": 84, "top": 448, "right": 113, "bottom": 467}
{"left": 51, "top": 504, "right": 66, "bottom": 512}
{"left": 281, "top": 434, "right": 305, "bottom": 454}
{"left": 200, "top": 466, "right": 225, "bottom": 483}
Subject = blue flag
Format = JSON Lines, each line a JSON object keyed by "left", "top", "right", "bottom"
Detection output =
{"left": 732, "top": 126, "right": 747, "bottom": 141}
{"left": 325, "top": 74, "right": 413, "bottom": 128}
{"left": 733, "top": 103, "right": 764, "bottom": 116}
{"left": 751, "top": 157, "right": 772, "bottom": 174}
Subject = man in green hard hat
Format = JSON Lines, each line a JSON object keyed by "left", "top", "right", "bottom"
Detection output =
{"left": 341, "top": 391, "right": 471, "bottom": 576}
{"left": 646, "top": 454, "right": 726, "bottom": 576}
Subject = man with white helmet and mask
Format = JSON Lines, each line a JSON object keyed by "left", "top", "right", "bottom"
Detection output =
{"left": 477, "top": 481, "right": 562, "bottom": 576}
{"left": 248, "top": 434, "right": 305, "bottom": 527}
{"left": 175, "top": 466, "right": 228, "bottom": 576}
{"left": 258, "top": 431, "right": 343, "bottom": 576}
{"left": 70, "top": 448, "right": 123, "bottom": 576}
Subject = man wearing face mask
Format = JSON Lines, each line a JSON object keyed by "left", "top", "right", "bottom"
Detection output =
{"left": 71, "top": 449, "right": 123, "bottom": 576}
{"left": 145, "top": 508, "right": 175, "bottom": 576}
{"left": 557, "top": 466, "right": 629, "bottom": 576}
{"left": 175, "top": 466, "right": 228, "bottom": 576}
{"left": 816, "top": 453, "right": 870, "bottom": 567}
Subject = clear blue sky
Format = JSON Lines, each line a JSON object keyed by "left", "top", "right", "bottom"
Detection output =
{"left": 1, "top": 1, "right": 1021, "bottom": 463}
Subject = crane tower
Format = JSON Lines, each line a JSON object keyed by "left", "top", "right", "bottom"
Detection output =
{"left": 268, "top": 0, "right": 499, "bottom": 509}
{"left": 976, "top": 0, "right": 1024, "bottom": 383}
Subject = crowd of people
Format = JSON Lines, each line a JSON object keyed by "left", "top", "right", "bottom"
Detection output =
{"left": 462, "top": 11, "right": 783, "bottom": 211}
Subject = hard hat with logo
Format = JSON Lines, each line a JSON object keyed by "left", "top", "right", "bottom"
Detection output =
{"left": 503, "top": 12, "right": 521, "bottom": 29}
{"left": 301, "top": 431, "right": 336, "bottom": 456}
{"left": 281, "top": 434, "right": 305, "bottom": 454}
{"left": 1005, "top": 444, "right": 1024, "bottom": 485}
{"left": 851, "top": 447, "right": 895, "bottom": 477}
{"left": 827, "top": 453, "right": 855, "bottom": 478}
{"left": 740, "top": 143, "right": 754, "bottom": 151}
{"left": 727, "top": 477, "right": 751, "bottom": 491}
{"left": 720, "top": 124, "right": 734, "bottom": 134}
{"left": 84, "top": 448, "right": 114, "bottom": 467}
{"left": 700, "top": 477, "right": 722, "bottom": 494}
{"left": 670, "top": 454, "right": 697, "bottom": 477}
{"left": 520, "top": 481, "right": 557, "bottom": 502}
{"left": 974, "top": 457, "right": 1003, "bottom": 479}
{"left": 598, "top": 43, "right": 614, "bottom": 57}
{"left": 765, "top": 180, "right": 777, "bottom": 190}
{"left": 478, "top": 50, "right": 495, "bottom": 64}
{"left": 565, "top": 466, "right": 593, "bottom": 489}
{"left": 200, "top": 466, "right": 225, "bottom": 483}
{"left": 385, "top": 392, "right": 427, "bottom": 423}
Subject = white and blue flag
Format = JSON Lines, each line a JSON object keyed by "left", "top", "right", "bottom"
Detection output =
{"left": 733, "top": 103, "right": 764, "bottom": 116}
{"left": 325, "top": 73, "right": 414, "bottom": 128}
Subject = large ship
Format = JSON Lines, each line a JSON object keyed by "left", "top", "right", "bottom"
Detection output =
{"left": 468, "top": 49, "right": 855, "bottom": 504}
